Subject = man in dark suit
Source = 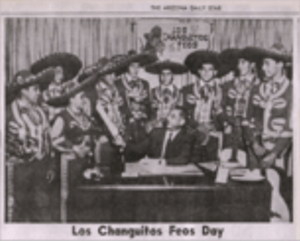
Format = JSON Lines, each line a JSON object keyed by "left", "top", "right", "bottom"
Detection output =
{"left": 116, "top": 107, "right": 194, "bottom": 165}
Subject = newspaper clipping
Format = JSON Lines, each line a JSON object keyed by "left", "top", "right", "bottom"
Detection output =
{"left": 0, "top": 0, "right": 299, "bottom": 240}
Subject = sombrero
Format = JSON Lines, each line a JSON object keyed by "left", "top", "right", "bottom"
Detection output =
{"left": 31, "top": 53, "right": 83, "bottom": 82}
{"left": 46, "top": 53, "right": 135, "bottom": 107}
{"left": 6, "top": 68, "right": 55, "bottom": 104}
{"left": 217, "top": 48, "right": 240, "bottom": 77}
{"left": 238, "top": 47, "right": 264, "bottom": 64}
{"left": 184, "top": 50, "right": 220, "bottom": 76}
{"left": 77, "top": 55, "right": 127, "bottom": 83}
{"left": 145, "top": 60, "right": 188, "bottom": 75}
{"left": 256, "top": 43, "right": 292, "bottom": 63}
{"left": 115, "top": 50, "right": 158, "bottom": 74}
{"left": 77, "top": 57, "right": 109, "bottom": 83}
{"left": 46, "top": 74, "right": 98, "bottom": 108}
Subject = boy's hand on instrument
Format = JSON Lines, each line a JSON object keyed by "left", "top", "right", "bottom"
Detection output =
{"left": 261, "top": 152, "right": 276, "bottom": 169}
{"left": 252, "top": 142, "right": 266, "bottom": 157}
{"left": 34, "top": 151, "right": 45, "bottom": 161}
{"left": 73, "top": 144, "right": 90, "bottom": 159}
{"left": 113, "top": 135, "right": 126, "bottom": 148}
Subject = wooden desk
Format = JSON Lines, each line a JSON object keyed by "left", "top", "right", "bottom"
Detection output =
{"left": 67, "top": 173, "right": 271, "bottom": 222}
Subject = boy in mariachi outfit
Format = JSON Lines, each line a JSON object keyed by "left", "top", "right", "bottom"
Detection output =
{"left": 79, "top": 55, "right": 129, "bottom": 174}
{"left": 114, "top": 50, "right": 157, "bottom": 142}
{"left": 145, "top": 60, "right": 187, "bottom": 127}
{"left": 251, "top": 44, "right": 292, "bottom": 222}
{"left": 6, "top": 68, "right": 56, "bottom": 222}
{"left": 182, "top": 50, "right": 223, "bottom": 162}
{"left": 219, "top": 47, "right": 263, "bottom": 166}
{"left": 49, "top": 75, "right": 103, "bottom": 187}
{"left": 79, "top": 56, "right": 126, "bottom": 135}
{"left": 31, "top": 53, "right": 82, "bottom": 122}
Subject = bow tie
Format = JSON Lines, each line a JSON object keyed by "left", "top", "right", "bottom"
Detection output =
{"left": 163, "top": 88, "right": 172, "bottom": 96}
{"left": 201, "top": 84, "right": 213, "bottom": 91}
{"left": 236, "top": 80, "right": 250, "bottom": 92}
{"left": 129, "top": 80, "right": 139, "bottom": 89}
{"left": 271, "top": 83, "right": 280, "bottom": 93}
{"left": 199, "top": 86, "right": 213, "bottom": 102}
{"left": 265, "top": 82, "right": 279, "bottom": 96}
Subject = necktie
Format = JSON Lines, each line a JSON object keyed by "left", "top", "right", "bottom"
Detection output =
{"left": 165, "top": 132, "right": 174, "bottom": 159}
{"left": 161, "top": 131, "right": 173, "bottom": 159}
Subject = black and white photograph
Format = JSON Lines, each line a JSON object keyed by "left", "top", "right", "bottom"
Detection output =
{"left": 0, "top": 0, "right": 298, "bottom": 240}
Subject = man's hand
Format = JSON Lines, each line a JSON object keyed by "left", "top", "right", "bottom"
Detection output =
{"left": 46, "top": 170, "right": 55, "bottom": 183}
{"left": 158, "top": 158, "right": 166, "bottom": 166}
{"left": 197, "top": 122, "right": 214, "bottom": 134}
{"left": 261, "top": 152, "right": 277, "bottom": 169}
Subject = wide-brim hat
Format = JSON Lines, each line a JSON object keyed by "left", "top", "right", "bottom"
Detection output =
{"left": 77, "top": 57, "right": 109, "bottom": 83}
{"left": 238, "top": 47, "right": 265, "bottom": 64}
{"left": 31, "top": 53, "right": 83, "bottom": 82}
{"left": 184, "top": 50, "right": 220, "bottom": 76}
{"left": 217, "top": 64, "right": 236, "bottom": 78}
{"left": 46, "top": 53, "right": 134, "bottom": 107}
{"left": 145, "top": 60, "right": 188, "bottom": 74}
{"left": 77, "top": 55, "right": 126, "bottom": 83}
{"left": 6, "top": 68, "right": 55, "bottom": 104}
{"left": 256, "top": 43, "right": 292, "bottom": 63}
{"left": 46, "top": 74, "right": 98, "bottom": 108}
{"left": 115, "top": 50, "right": 158, "bottom": 74}
{"left": 217, "top": 48, "right": 240, "bottom": 77}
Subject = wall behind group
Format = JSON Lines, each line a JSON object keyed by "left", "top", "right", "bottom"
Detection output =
{"left": 5, "top": 18, "right": 292, "bottom": 86}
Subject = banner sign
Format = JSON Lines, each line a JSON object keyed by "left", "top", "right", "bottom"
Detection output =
{"left": 138, "top": 19, "right": 212, "bottom": 63}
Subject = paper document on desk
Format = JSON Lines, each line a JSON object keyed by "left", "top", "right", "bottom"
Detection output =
{"left": 147, "top": 164, "right": 204, "bottom": 176}
{"left": 123, "top": 159, "right": 203, "bottom": 176}
{"left": 215, "top": 166, "right": 229, "bottom": 184}
{"left": 122, "top": 162, "right": 150, "bottom": 177}
{"left": 139, "top": 158, "right": 203, "bottom": 176}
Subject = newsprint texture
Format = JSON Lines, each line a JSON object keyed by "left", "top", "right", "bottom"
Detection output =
{"left": 0, "top": 0, "right": 300, "bottom": 240}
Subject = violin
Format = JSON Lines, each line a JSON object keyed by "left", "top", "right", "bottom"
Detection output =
{"left": 220, "top": 99, "right": 247, "bottom": 167}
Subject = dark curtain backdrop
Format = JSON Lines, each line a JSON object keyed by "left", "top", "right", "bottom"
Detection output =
{"left": 5, "top": 18, "right": 292, "bottom": 84}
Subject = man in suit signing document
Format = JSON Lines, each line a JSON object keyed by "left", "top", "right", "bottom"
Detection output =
{"left": 114, "top": 106, "right": 195, "bottom": 166}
